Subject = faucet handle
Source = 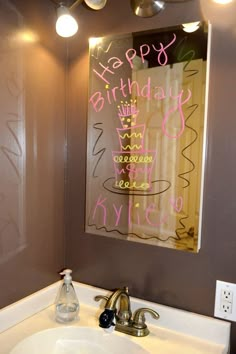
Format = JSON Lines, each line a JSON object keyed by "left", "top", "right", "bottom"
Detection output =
{"left": 133, "top": 307, "right": 160, "bottom": 330}
{"left": 94, "top": 295, "right": 109, "bottom": 303}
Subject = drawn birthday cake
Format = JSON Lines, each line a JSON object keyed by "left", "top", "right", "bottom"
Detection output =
{"left": 112, "top": 101, "right": 156, "bottom": 191}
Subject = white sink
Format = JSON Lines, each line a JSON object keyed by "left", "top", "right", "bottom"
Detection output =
{"left": 10, "top": 326, "right": 148, "bottom": 354}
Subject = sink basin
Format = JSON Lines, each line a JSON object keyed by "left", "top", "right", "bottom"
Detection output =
{"left": 10, "top": 326, "right": 148, "bottom": 354}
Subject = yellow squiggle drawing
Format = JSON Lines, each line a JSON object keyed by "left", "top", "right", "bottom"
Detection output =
{"left": 119, "top": 132, "right": 143, "bottom": 139}
{"left": 121, "top": 145, "right": 142, "bottom": 151}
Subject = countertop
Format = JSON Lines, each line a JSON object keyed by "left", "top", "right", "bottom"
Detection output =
{"left": 0, "top": 282, "right": 231, "bottom": 354}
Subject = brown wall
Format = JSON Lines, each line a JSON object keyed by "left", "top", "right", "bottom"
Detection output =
{"left": 0, "top": 0, "right": 66, "bottom": 307}
{"left": 66, "top": 0, "right": 236, "bottom": 351}
{"left": 1, "top": 0, "right": 236, "bottom": 351}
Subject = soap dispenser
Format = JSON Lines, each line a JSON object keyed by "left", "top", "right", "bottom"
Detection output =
{"left": 55, "top": 269, "right": 79, "bottom": 323}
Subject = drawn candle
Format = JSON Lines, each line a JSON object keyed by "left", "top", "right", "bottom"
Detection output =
{"left": 117, "top": 100, "right": 139, "bottom": 129}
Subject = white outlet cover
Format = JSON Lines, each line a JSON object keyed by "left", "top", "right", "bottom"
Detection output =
{"left": 215, "top": 280, "right": 236, "bottom": 321}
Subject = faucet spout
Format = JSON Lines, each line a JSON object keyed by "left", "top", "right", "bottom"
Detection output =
{"left": 99, "top": 287, "right": 131, "bottom": 329}
{"left": 105, "top": 287, "right": 130, "bottom": 311}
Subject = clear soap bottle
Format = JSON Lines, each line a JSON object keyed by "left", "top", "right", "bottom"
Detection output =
{"left": 55, "top": 269, "right": 79, "bottom": 323}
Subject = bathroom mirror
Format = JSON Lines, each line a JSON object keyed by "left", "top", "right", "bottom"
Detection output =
{"left": 86, "top": 22, "right": 211, "bottom": 252}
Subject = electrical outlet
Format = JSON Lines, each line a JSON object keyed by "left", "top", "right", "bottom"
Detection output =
{"left": 221, "top": 289, "right": 233, "bottom": 303}
{"left": 220, "top": 301, "right": 232, "bottom": 314}
{"left": 214, "top": 280, "right": 236, "bottom": 321}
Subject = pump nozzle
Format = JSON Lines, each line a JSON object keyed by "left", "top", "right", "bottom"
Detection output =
{"left": 60, "top": 269, "right": 72, "bottom": 283}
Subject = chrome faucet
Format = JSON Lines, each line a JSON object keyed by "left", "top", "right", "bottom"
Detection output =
{"left": 95, "top": 286, "right": 160, "bottom": 337}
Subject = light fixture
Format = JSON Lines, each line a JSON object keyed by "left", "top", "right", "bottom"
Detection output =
{"left": 212, "top": 0, "right": 233, "bottom": 3}
{"left": 56, "top": 5, "right": 78, "bottom": 38}
{"left": 54, "top": 0, "right": 107, "bottom": 38}
{"left": 84, "top": 0, "right": 107, "bottom": 10}
{"left": 130, "top": 0, "right": 165, "bottom": 17}
{"left": 182, "top": 21, "right": 201, "bottom": 33}
{"left": 164, "top": 0, "right": 192, "bottom": 2}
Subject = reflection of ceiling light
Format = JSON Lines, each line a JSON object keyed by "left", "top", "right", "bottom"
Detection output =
{"left": 182, "top": 21, "right": 200, "bottom": 33}
{"left": 19, "top": 31, "right": 39, "bottom": 43}
{"left": 56, "top": 6, "right": 78, "bottom": 38}
{"left": 212, "top": 0, "right": 233, "bottom": 3}
{"left": 89, "top": 37, "right": 102, "bottom": 47}
{"left": 12, "top": 29, "right": 39, "bottom": 44}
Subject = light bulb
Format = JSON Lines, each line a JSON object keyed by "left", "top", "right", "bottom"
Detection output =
{"left": 56, "top": 6, "right": 78, "bottom": 38}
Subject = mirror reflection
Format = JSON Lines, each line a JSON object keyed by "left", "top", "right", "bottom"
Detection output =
{"left": 86, "top": 22, "right": 211, "bottom": 252}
